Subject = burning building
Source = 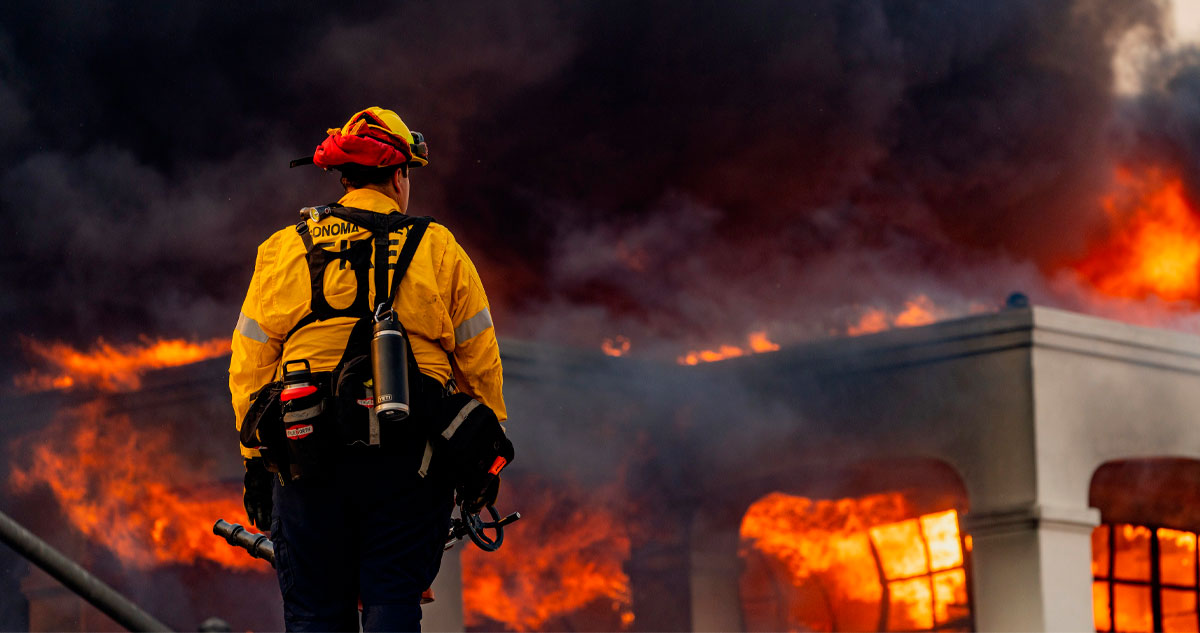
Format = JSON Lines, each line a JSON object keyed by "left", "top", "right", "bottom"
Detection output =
{"left": 2, "top": 303, "right": 1200, "bottom": 632}
{"left": 4, "top": 0, "right": 1200, "bottom": 630}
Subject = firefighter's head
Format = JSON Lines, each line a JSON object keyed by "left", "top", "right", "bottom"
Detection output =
{"left": 336, "top": 162, "right": 411, "bottom": 211}
{"left": 298, "top": 107, "right": 429, "bottom": 210}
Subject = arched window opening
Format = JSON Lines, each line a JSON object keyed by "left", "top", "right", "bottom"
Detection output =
{"left": 1091, "top": 459, "right": 1200, "bottom": 633}
{"left": 739, "top": 491, "right": 971, "bottom": 632}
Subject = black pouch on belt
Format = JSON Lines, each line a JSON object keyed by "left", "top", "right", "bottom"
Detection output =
{"left": 333, "top": 353, "right": 378, "bottom": 447}
{"left": 239, "top": 380, "right": 289, "bottom": 477}
{"left": 425, "top": 393, "right": 514, "bottom": 491}
{"left": 279, "top": 360, "right": 334, "bottom": 481}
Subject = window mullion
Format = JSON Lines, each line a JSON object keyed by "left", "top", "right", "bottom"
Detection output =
{"left": 1109, "top": 525, "right": 1117, "bottom": 632}
{"left": 1152, "top": 527, "right": 1163, "bottom": 633}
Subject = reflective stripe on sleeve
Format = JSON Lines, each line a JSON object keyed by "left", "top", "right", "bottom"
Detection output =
{"left": 235, "top": 312, "right": 270, "bottom": 343}
{"left": 454, "top": 307, "right": 493, "bottom": 343}
{"left": 442, "top": 399, "right": 482, "bottom": 440}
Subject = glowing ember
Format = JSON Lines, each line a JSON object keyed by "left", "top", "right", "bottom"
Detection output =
{"left": 740, "top": 492, "right": 969, "bottom": 632}
{"left": 461, "top": 480, "right": 633, "bottom": 631}
{"left": 9, "top": 402, "right": 263, "bottom": 571}
{"left": 846, "top": 295, "right": 945, "bottom": 337}
{"left": 15, "top": 337, "right": 231, "bottom": 392}
{"left": 1075, "top": 168, "right": 1200, "bottom": 304}
{"left": 678, "top": 330, "right": 780, "bottom": 365}
{"left": 601, "top": 335, "right": 632, "bottom": 357}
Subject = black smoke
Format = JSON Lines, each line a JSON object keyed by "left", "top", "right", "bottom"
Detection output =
{"left": 0, "top": 0, "right": 1196, "bottom": 375}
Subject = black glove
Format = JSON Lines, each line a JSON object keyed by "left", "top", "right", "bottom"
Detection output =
{"left": 432, "top": 394, "right": 514, "bottom": 514}
{"left": 243, "top": 458, "right": 274, "bottom": 530}
{"left": 458, "top": 474, "right": 500, "bottom": 516}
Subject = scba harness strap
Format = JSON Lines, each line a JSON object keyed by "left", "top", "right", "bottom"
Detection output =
{"left": 288, "top": 203, "right": 436, "bottom": 448}
{"left": 241, "top": 205, "right": 434, "bottom": 478}
{"left": 287, "top": 204, "right": 433, "bottom": 342}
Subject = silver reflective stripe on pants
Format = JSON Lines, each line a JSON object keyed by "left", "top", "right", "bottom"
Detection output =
{"left": 418, "top": 441, "right": 433, "bottom": 478}
{"left": 454, "top": 308, "right": 493, "bottom": 343}
{"left": 236, "top": 312, "right": 270, "bottom": 343}
{"left": 368, "top": 408, "right": 380, "bottom": 446}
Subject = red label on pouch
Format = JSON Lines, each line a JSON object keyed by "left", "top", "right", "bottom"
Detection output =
{"left": 286, "top": 424, "right": 314, "bottom": 439}
{"left": 357, "top": 398, "right": 374, "bottom": 407}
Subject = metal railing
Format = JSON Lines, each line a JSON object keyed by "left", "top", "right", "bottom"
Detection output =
{"left": 0, "top": 509, "right": 171, "bottom": 632}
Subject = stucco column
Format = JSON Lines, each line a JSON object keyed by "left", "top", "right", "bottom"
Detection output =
{"left": 422, "top": 545, "right": 464, "bottom": 632}
{"left": 689, "top": 528, "right": 744, "bottom": 632}
{"left": 630, "top": 540, "right": 692, "bottom": 631}
{"left": 964, "top": 504, "right": 1099, "bottom": 632}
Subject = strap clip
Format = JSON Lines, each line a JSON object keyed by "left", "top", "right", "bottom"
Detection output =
{"left": 373, "top": 302, "right": 394, "bottom": 323}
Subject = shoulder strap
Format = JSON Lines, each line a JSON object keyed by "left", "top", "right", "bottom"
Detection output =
{"left": 284, "top": 207, "right": 433, "bottom": 342}
{"left": 296, "top": 223, "right": 314, "bottom": 250}
{"left": 381, "top": 217, "right": 432, "bottom": 309}
{"left": 285, "top": 313, "right": 319, "bottom": 342}
{"left": 326, "top": 208, "right": 431, "bottom": 311}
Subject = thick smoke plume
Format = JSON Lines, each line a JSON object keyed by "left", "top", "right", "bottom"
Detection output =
{"left": 1, "top": 0, "right": 1197, "bottom": 376}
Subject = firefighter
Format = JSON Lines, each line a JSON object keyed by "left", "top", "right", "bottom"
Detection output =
{"left": 229, "top": 107, "right": 506, "bottom": 632}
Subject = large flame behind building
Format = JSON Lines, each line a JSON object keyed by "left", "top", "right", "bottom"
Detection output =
{"left": 1075, "top": 169, "right": 1200, "bottom": 305}
{"left": 15, "top": 337, "right": 231, "bottom": 393}
{"left": 460, "top": 478, "right": 635, "bottom": 632}
{"left": 9, "top": 401, "right": 263, "bottom": 572}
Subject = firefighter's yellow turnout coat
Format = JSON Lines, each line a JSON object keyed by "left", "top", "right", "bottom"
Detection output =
{"left": 229, "top": 188, "right": 505, "bottom": 459}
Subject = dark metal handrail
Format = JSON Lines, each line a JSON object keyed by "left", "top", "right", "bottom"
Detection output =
{"left": 0, "top": 509, "right": 171, "bottom": 632}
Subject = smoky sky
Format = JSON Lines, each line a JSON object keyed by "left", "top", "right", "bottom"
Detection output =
{"left": 0, "top": 0, "right": 1196, "bottom": 375}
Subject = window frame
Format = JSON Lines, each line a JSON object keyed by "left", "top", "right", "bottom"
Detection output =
{"left": 1094, "top": 523, "right": 1200, "bottom": 633}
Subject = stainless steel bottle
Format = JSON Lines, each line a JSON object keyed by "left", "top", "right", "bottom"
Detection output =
{"left": 371, "top": 311, "right": 411, "bottom": 423}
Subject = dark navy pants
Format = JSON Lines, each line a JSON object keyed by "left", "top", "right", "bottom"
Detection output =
{"left": 270, "top": 444, "right": 454, "bottom": 632}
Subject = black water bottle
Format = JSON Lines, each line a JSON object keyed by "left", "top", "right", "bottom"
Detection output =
{"left": 372, "top": 307, "right": 411, "bottom": 423}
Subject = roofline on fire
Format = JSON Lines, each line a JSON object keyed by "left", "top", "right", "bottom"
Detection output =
{"left": 8, "top": 305, "right": 1200, "bottom": 407}
{"left": 696, "top": 305, "right": 1200, "bottom": 377}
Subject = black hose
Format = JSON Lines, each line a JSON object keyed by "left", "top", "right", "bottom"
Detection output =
{"left": 212, "top": 520, "right": 275, "bottom": 567}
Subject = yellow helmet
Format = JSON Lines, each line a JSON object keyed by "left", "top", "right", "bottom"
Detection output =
{"left": 292, "top": 106, "right": 429, "bottom": 169}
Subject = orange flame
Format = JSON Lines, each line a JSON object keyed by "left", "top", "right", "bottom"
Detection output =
{"left": 678, "top": 330, "right": 780, "bottom": 365}
{"left": 15, "top": 337, "right": 231, "bottom": 392}
{"left": 740, "top": 492, "right": 969, "bottom": 632}
{"left": 461, "top": 480, "right": 634, "bottom": 631}
{"left": 601, "top": 335, "right": 632, "bottom": 357}
{"left": 1075, "top": 168, "right": 1200, "bottom": 304}
{"left": 748, "top": 331, "right": 782, "bottom": 353}
{"left": 845, "top": 295, "right": 944, "bottom": 336}
{"left": 9, "top": 402, "right": 263, "bottom": 571}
